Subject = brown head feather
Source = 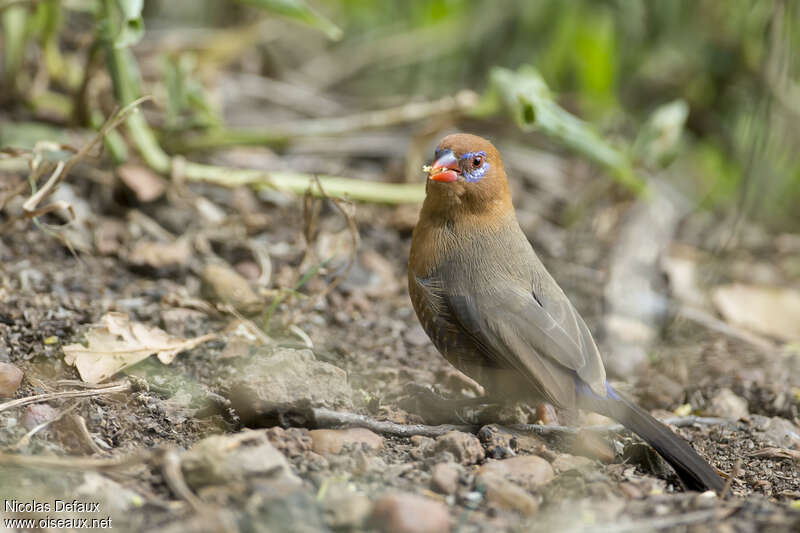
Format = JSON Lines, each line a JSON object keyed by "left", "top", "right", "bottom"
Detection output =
{"left": 421, "top": 133, "right": 512, "bottom": 223}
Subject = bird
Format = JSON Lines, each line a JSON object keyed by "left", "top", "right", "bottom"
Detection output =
{"left": 408, "top": 133, "right": 724, "bottom": 493}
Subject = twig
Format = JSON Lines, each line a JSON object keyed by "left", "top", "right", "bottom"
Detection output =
{"left": 0, "top": 449, "right": 149, "bottom": 469}
{"left": 169, "top": 91, "right": 478, "bottom": 152}
{"left": 748, "top": 447, "right": 800, "bottom": 461}
{"left": 161, "top": 448, "right": 204, "bottom": 512}
{"left": 69, "top": 413, "right": 108, "bottom": 455}
{"left": 512, "top": 415, "right": 731, "bottom": 437}
{"left": 0, "top": 382, "right": 133, "bottom": 414}
{"left": 720, "top": 458, "right": 742, "bottom": 499}
{"left": 309, "top": 408, "right": 730, "bottom": 439}
{"left": 11, "top": 401, "right": 80, "bottom": 450}
{"left": 311, "top": 408, "right": 476, "bottom": 437}
{"left": 182, "top": 162, "right": 425, "bottom": 204}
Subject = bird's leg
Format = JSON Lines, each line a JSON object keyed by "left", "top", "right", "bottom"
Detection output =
{"left": 400, "top": 383, "right": 496, "bottom": 424}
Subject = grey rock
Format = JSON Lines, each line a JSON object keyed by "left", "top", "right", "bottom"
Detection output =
{"left": 709, "top": 388, "right": 749, "bottom": 420}
{"left": 181, "top": 430, "right": 300, "bottom": 489}
{"left": 228, "top": 347, "right": 352, "bottom": 424}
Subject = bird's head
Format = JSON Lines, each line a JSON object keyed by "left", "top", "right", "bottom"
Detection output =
{"left": 423, "top": 133, "right": 511, "bottom": 218}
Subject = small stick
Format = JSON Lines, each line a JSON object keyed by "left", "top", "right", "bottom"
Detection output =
{"left": 0, "top": 450, "right": 148, "bottom": 470}
{"left": 311, "top": 408, "right": 477, "bottom": 438}
{"left": 720, "top": 458, "right": 742, "bottom": 499}
{"left": 11, "top": 401, "right": 80, "bottom": 450}
{"left": 161, "top": 448, "right": 204, "bottom": 512}
{"left": 0, "top": 382, "right": 133, "bottom": 414}
{"left": 309, "top": 408, "right": 730, "bottom": 438}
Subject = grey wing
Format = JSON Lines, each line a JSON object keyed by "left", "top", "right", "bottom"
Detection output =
{"left": 446, "top": 281, "right": 607, "bottom": 409}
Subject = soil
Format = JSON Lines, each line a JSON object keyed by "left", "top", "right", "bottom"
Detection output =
{"left": 1, "top": 154, "right": 799, "bottom": 532}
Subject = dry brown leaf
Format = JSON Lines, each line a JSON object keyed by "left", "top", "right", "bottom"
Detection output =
{"left": 63, "top": 312, "right": 216, "bottom": 383}
{"left": 712, "top": 284, "right": 800, "bottom": 343}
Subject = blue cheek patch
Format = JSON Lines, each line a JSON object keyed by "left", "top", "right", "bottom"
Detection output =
{"left": 460, "top": 151, "right": 489, "bottom": 182}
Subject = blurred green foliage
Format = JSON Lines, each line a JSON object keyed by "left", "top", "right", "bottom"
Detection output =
{"left": 325, "top": 0, "right": 800, "bottom": 228}
{"left": 2, "top": 0, "right": 799, "bottom": 227}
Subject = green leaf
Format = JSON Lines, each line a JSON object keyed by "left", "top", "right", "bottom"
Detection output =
{"left": 487, "top": 65, "right": 645, "bottom": 194}
{"left": 236, "top": 0, "right": 342, "bottom": 40}
{"left": 634, "top": 99, "right": 689, "bottom": 169}
{"left": 114, "top": 0, "right": 144, "bottom": 48}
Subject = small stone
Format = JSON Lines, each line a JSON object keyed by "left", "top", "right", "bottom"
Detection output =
{"left": 77, "top": 473, "right": 144, "bottom": 515}
{"left": 410, "top": 435, "right": 435, "bottom": 460}
{"left": 265, "top": 427, "right": 312, "bottom": 458}
{"left": 478, "top": 425, "right": 516, "bottom": 459}
{"left": 228, "top": 346, "right": 352, "bottom": 425}
{"left": 369, "top": 493, "right": 451, "bottom": 533}
{"left": 309, "top": 428, "right": 383, "bottom": 455}
{"left": 619, "top": 482, "right": 644, "bottom": 500}
{"left": 22, "top": 403, "right": 58, "bottom": 430}
{"left": 477, "top": 473, "right": 539, "bottom": 516}
{"left": 551, "top": 454, "right": 593, "bottom": 473}
{"left": 478, "top": 455, "right": 554, "bottom": 490}
{"left": 709, "top": 388, "right": 749, "bottom": 420}
{"left": 128, "top": 240, "right": 191, "bottom": 269}
{"left": 431, "top": 462, "right": 461, "bottom": 495}
{"left": 323, "top": 489, "right": 371, "bottom": 529}
{"left": 202, "top": 263, "right": 261, "bottom": 313}
{"left": 160, "top": 308, "right": 207, "bottom": 337}
{"left": 753, "top": 416, "right": 800, "bottom": 448}
{"left": 434, "top": 431, "right": 484, "bottom": 465}
{"left": 235, "top": 261, "right": 262, "bottom": 281}
{"left": 571, "top": 429, "right": 616, "bottom": 463}
{"left": 181, "top": 431, "right": 299, "bottom": 489}
{"left": 0, "top": 362, "right": 23, "bottom": 398}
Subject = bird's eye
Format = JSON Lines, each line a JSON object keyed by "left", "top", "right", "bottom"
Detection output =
{"left": 471, "top": 156, "right": 483, "bottom": 168}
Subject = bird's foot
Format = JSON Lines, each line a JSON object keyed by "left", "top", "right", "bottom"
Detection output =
{"left": 400, "top": 383, "right": 494, "bottom": 425}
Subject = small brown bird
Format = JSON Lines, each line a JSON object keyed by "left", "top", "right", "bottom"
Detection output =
{"left": 408, "top": 133, "right": 723, "bottom": 492}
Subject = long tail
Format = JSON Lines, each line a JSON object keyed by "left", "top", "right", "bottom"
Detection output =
{"left": 584, "top": 389, "right": 724, "bottom": 493}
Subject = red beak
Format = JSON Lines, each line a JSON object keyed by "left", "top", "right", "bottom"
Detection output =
{"left": 429, "top": 151, "right": 459, "bottom": 183}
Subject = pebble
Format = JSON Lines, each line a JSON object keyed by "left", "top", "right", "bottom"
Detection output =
{"left": 570, "top": 429, "right": 616, "bottom": 462}
{"left": 434, "top": 431, "right": 485, "bottom": 465}
{"left": 410, "top": 435, "right": 436, "bottom": 460}
{"left": 265, "top": 427, "right": 312, "bottom": 458}
{"left": 478, "top": 455, "right": 554, "bottom": 490}
{"left": 551, "top": 453, "right": 594, "bottom": 473}
{"left": 368, "top": 493, "right": 451, "bottom": 533}
{"left": 201, "top": 263, "right": 261, "bottom": 313}
{"left": 0, "top": 362, "right": 23, "bottom": 398}
{"left": 309, "top": 428, "right": 383, "bottom": 455}
{"left": 478, "top": 425, "right": 516, "bottom": 459}
{"left": 228, "top": 346, "right": 353, "bottom": 424}
{"left": 477, "top": 473, "right": 539, "bottom": 516}
{"left": 430, "top": 462, "right": 461, "bottom": 495}
{"left": 322, "top": 486, "right": 372, "bottom": 529}
{"left": 709, "top": 388, "right": 749, "bottom": 419}
{"left": 22, "top": 403, "right": 58, "bottom": 430}
{"left": 181, "top": 432, "right": 299, "bottom": 489}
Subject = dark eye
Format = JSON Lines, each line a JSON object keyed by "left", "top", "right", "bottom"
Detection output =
{"left": 471, "top": 156, "right": 483, "bottom": 168}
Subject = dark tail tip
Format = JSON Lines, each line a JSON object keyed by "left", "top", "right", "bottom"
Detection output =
{"left": 592, "top": 395, "right": 725, "bottom": 493}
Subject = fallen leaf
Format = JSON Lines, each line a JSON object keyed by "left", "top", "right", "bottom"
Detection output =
{"left": 63, "top": 312, "right": 216, "bottom": 383}
{"left": 711, "top": 284, "right": 800, "bottom": 343}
